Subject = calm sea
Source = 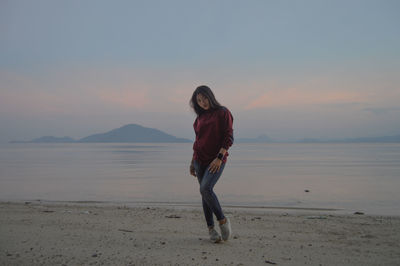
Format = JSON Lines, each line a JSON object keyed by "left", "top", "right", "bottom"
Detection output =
{"left": 0, "top": 143, "right": 399, "bottom": 215}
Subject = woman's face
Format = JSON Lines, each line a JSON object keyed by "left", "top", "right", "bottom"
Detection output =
{"left": 196, "top": 93, "right": 210, "bottom": 110}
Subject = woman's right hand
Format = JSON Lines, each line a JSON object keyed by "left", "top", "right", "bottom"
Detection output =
{"left": 190, "top": 163, "right": 196, "bottom": 177}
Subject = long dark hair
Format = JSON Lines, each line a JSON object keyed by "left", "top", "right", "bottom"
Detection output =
{"left": 190, "top": 85, "right": 222, "bottom": 116}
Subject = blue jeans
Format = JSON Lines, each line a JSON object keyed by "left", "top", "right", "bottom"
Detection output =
{"left": 193, "top": 160, "right": 226, "bottom": 227}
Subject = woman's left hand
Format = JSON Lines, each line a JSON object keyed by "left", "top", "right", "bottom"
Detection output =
{"left": 208, "top": 158, "right": 222, "bottom": 174}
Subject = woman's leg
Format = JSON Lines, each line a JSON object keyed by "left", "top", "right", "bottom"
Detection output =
{"left": 199, "top": 163, "right": 226, "bottom": 223}
{"left": 201, "top": 198, "right": 214, "bottom": 228}
{"left": 194, "top": 161, "right": 223, "bottom": 227}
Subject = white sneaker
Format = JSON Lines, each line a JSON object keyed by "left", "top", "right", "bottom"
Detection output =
{"left": 219, "top": 217, "right": 231, "bottom": 241}
{"left": 209, "top": 228, "right": 222, "bottom": 243}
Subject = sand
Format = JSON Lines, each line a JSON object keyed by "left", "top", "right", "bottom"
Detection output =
{"left": 1, "top": 201, "right": 399, "bottom": 266}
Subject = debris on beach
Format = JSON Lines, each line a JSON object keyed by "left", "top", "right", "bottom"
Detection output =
{"left": 265, "top": 260, "right": 277, "bottom": 264}
{"left": 306, "top": 216, "right": 327, "bottom": 219}
{"left": 165, "top": 214, "right": 181, "bottom": 218}
{"left": 304, "top": 189, "right": 310, "bottom": 192}
{"left": 354, "top": 212, "right": 365, "bottom": 215}
{"left": 361, "top": 234, "right": 375, "bottom": 239}
{"left": 118, "top": 229, "right": 134, "bottom": 233}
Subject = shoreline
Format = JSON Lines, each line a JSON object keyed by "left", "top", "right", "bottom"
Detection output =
{"left": 1, "top": 201, "right": 400, "bottom": 265}
{"left": 2, "top": 199, "right": 398, "bottom": 217}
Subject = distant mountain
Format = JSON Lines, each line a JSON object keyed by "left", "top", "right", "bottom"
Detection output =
{"left": 10, "top": 124, "right": 191, "bottom": 143}
{"left": 78, "top": 124, "right": 191, "bottom": 143}
{"left": 10, "top": 136, "right": 76, "bottom": 143}
{"left": 236, "top": 133, "right": 400, "bottom": 143}
{"left": 10, "top": 125, "right": 400, "bottom": 144}
{"left": 236, "top": 134, "right": 273, "bottom": 143}
{"left": 33, "top": 136, "right": 76, "bottom": 143}
{"left": 297, "top": 134, "right": 400, "bottom": 143}
{"left": 342, "top": 135, "right": 400, "bottom": 143}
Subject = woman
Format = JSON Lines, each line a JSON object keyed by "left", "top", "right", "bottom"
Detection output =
{"left": 189, "top": 85, "right": 234, "bottom": 243}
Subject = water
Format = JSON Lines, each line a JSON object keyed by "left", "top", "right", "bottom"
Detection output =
{"left": 0, "top": 142, "right": 399, "bottom": 215}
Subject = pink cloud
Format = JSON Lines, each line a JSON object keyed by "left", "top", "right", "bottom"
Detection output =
{"left": 0, "top": 71, "right": 70, "bottom": 115}
{"left": 3, "top": 67, "right": 396, "bottom": 117}
{"left": 98, "top": 89, "right": 150, "bottom": 109}
{"left": 245, "top": 87, "right": 366, "bottom": 109}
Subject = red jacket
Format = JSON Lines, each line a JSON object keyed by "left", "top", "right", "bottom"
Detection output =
{"left": 193, "top": 107, "right": 234, "bottom": 165}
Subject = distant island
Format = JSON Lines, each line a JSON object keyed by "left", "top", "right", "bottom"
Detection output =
{"left": 24, "top": 136, "right": 76, "bottom": 143}
{"left": 10, "top": 124, "right": 191, "bottom": 143}
{"left": 237, "top": 134, "right": 400, "bottom": 143}
{"left": 9, "top": 125, "right": 400, "bottom": 144}
{"left": 296, "top": 134, "right": 400, "bottom": 143}
{"left": 236, "top": 134, "right": 273, "bottom": 143}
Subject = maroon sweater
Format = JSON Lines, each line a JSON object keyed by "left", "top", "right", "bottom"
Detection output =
{"left": 193, "top": 107, "right": 234, "bottom": 166}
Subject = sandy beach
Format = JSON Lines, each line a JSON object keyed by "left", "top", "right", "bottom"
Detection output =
{"left": 1, "top": 201, "right": 399, "bottom": 266}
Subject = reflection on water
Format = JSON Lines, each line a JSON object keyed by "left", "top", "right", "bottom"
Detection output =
{"left": 0, "top": 143, "right": 399, "bottom": 215}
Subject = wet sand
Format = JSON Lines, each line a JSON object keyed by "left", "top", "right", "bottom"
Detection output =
{"left": 1, "top": 201, "right": 399, "bottom": 265}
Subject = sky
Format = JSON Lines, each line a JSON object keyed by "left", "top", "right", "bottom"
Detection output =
{"left": 1, "top": 0, "right": 400, "bottom": 142}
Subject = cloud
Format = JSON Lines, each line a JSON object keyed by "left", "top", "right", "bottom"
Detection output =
{"left": 245, "top": 87, "right": 365, "bottom": 109}
{"left": 363, "top": 107, "right": 400, "bottom": 115}
{"left": 97, "top": 89, "right": 150, "bottom": 109}
{"left": 0, "top": 71, "right": 69, "bottom": 115}
{"left": 0, "top": 90, "right": 65, "bottom": 115}
{"left": 0, "top": 67, "right": 201, "bottom": 117}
